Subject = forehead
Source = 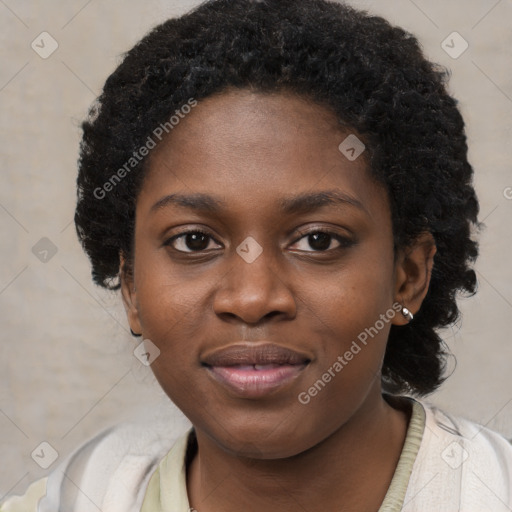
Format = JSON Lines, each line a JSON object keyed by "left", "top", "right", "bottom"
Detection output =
{"left": 137, "top": 89, "right": 387, "bottom": 221}
{"left": 149, "top": 89, "right": 345, "bottom": 167}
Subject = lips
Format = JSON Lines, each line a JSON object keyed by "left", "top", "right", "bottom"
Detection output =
{"left": 201, "top": 343, "right": 311, "bottom": 399}
{"left": 202, "top": 343, "right": 311, "bottom": 367}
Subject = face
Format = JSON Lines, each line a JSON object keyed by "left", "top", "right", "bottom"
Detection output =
{"left": 122, "top": 89, "right": 409, "bottom": 458}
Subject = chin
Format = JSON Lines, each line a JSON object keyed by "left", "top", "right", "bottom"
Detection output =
{"left": 203, "top": 417, "right": 317, "bottom": 460}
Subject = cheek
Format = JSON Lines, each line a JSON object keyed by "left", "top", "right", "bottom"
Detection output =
{"left": 135, "top": 274, "right": 212, "bottom": 415}
{"left": 133, "top": 240, "right": 209, "bottom": 334}
{"left": 132, "top": 254, "right": 207, "bottom": 377}
{"left": 306, "top": 253, "right": 395, "bottom": 340}
{"left": 299, "top": 253, "right": 396, "bottom": 391}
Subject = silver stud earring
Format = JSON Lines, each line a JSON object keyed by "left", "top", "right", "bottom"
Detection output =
{"left": 401, "top": 306, "right": 413, "bottom": 322}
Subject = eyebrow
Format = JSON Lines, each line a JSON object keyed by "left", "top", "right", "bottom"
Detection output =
{"left": 150, "top": 190, "right": 367, "bottom": 216}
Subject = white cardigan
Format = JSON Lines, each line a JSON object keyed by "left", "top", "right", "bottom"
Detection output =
{"left": 401, "top": 403, "right": 512, "bottom": 511}
{"left": 2, "top": 398, "right": 511, "bottom": 511}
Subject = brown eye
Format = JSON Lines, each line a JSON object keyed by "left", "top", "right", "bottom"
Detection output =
{"left": 290, "top": 230, "right": 354, "bottom": 252}
{"left": 305, "top": 232, "right": 332, "bottom": 251}
{"left": 165, "top": 230, "right": 220, "bottom": 253}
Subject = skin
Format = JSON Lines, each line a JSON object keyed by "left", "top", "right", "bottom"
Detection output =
{"left": 121, "top": 88, "right": 436, "bottom": 511}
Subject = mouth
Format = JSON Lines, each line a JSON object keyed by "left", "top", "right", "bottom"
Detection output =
{"left": 201, "top": 343, "right": 311, "bottom": 399}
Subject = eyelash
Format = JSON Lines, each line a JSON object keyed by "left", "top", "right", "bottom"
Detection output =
{"left": 164, "top": 228, "right": 354, "bottom": 254}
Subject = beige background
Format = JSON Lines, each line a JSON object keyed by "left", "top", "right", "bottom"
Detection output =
{"left": 1, "top": 0, "right": 511, "bottom": 497}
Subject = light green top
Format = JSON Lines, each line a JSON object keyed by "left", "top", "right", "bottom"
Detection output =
{"left": 378, "top": 398, "right": 425, "bottom": 511}
{"left": 0, "top": 398, "right": 426, "bottom": 511}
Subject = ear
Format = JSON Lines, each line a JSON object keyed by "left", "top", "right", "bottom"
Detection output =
{"left": 120, "top": 252, "right": 142, "bottom": 336}
{"left": 391, "top": 232, "right": 437, "bottom": 326}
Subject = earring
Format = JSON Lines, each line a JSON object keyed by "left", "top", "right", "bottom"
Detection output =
{"left": 401, "top": 305, "right": 414, "bottom": 322}
{"left": 130, "top": 328, "right": 142, "bottom": 337}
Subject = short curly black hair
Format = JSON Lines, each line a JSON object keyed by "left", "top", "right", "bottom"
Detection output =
{"left": 74, "top": 0, "right": 479, "bottom": 396}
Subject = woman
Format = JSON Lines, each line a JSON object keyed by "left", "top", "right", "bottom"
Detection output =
{"left": 2, "top": 0, "right": 511, "bottom": 510}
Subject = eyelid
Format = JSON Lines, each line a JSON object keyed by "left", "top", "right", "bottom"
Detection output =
{"left": 290, "top": 227, "right": 355, "bottom": 250}
{"left": 163, "top": 227, "right": 223, "bottom": 250}
{"left": 292, "top": 225, "right": 354, "bottom": 242}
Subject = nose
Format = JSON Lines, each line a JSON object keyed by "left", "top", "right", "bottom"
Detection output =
{"left": 212, "top": 243, "right": 297, "bottom": 325}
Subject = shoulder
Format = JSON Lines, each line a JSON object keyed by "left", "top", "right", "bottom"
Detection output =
{"left": 0, "top": 408, "right": 191, "bottom": 512}
{"left": 403, "top": 398, "right": 512, "bottom": 512}
{"left": 424, "top": 400, "right": 512, "bottom": 469}
{"left": 0, "top": 478, "right": 47, "bottom": 512}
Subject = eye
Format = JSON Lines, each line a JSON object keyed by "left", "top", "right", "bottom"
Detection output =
{"left": 164, "top": 228, "right": 353, "bottom": 254}
{"left": 290, "top": 230, "right": 353, "bottom": 252}
{"left": 165, "top": 229, "right": 221, "bottom": 253}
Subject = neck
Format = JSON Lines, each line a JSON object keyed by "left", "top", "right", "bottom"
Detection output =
{"left": 186, "top": 390, "right": 411, "bottom": 512}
